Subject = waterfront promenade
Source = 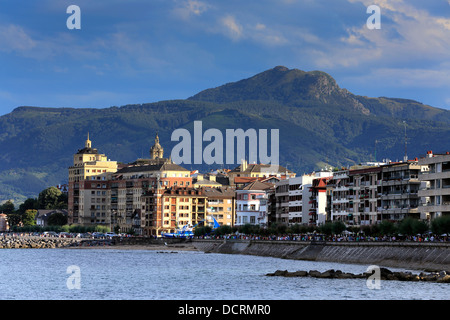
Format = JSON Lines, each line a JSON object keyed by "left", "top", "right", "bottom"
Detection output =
{"left": 192, "top": 239, "right": 450, "bottom": 272}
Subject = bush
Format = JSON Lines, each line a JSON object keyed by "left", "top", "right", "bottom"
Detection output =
{"left": 331, "top": 221, "right": 347, "bottom": 235}
{"left": 194, "top": 226, "right": 212, "bottom": 236}
{"left": 319, "top": 222, "right": 333, "bottom": 236}
{"left": 398, "top": 218, "right": 429, "bottom": 236}
{"left": 430, "top": 215, "right": 450, "bottom": 235}
{"left": 213, "top": 225, "right": 231, "bottom": 236}
{"left": 378, "top": 220, "right": 397, "bottom": 235}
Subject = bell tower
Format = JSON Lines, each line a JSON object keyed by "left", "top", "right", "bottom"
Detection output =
{"left": 150, "top": 132, "right": 164, "bottom": 159}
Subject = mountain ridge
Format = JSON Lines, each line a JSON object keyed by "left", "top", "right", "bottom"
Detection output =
{"left": 1, "top": 65, "right": 450, "bottom": 203}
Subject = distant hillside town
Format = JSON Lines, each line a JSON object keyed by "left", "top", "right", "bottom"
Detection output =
{"left": 67, "top": 134, "right": 450, "bottom": 236}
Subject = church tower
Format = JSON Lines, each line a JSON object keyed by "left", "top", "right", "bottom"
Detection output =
{"left": 150, "top": 133, "right": 164, "bottom": 159}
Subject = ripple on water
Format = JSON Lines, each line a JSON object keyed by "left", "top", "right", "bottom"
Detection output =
{"left": 0, "top": 249, "right": 447, "bottom": 300}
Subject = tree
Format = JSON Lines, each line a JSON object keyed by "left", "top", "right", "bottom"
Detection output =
{"left": 22, "top": 209, "right": 37, "bottom": 226}
{"left": 47, "top": 211, "right": 68, "bottom": 226}
{"left": 379, "top": 220, "right": 397, "bottom": 235}
{"left": 332, "top": 221, "right": 347, "bottom": 235}
{"left": 412, "top": 220, "right": 429, "bottom": 235}
{"left": 18, "top": 198, "right": 38, "bottom": 214}
{"left": 319, "top": 222, "right": 333, "bottom": 236}
{"left": 214, "top": 225, "right": 231, "bottom": 236}
{"left": 7, "top": 213, "right": 22, "bottom": 228}
{"left": 430, "top": 216, "right": 450, "bottom": 235}
{"left": 38, "top": 187, "right": 67, "bottom": 209}
{"left": 0, "top": 200, "right": 15, "bottom": 214}
{"left": 398, "top": 217, "right": 428, "bottom": 236}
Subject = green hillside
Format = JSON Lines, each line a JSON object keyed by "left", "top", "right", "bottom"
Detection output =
{"left": 1, "top": 66, "right": 450, "bottom": 203}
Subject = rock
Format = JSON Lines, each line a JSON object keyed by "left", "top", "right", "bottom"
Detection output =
{"left": 337, "top": 272, "right": 355, "bottom": 279}
{"left": 291, "top": 270, "right": 308, "bottom": 277}
{"left": 308, "top": 270, "right": 322, "bottom": 278}
{"left": 436, "top": 275, "right": 450, "bottom": 283}
{"left": 273, "top": 270, "right": 288, "bottom": 276}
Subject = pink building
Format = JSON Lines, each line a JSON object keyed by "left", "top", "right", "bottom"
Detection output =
{"left": 0, "top": 213, "right": 9, "bottom": 232}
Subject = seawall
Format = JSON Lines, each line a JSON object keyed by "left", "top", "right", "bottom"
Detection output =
{"left": 192, "top": 239, "right": 450, "bottom": 271}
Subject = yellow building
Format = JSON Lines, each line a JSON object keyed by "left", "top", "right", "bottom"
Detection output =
{"left": 203, "top": 187, "right": 236, "bottom": 227}
{"left": 228, "top": 160, "right": 296, "bottom": 186}
{"left": 68, "top": 134, "right": 118, "bottom": 226}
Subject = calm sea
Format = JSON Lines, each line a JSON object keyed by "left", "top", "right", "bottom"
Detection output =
{"left": 0, "top": 248, "right": 447, "bottom": 300}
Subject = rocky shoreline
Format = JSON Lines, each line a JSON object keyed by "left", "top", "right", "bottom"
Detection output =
{"left": 266, "top": 268, "right": 450, "bottom": 283}
{"left": 0, "top": 235, "right": 197, "bottom": 250}
{"left": 0, "top": 236, "right": 112, "bottom": 249}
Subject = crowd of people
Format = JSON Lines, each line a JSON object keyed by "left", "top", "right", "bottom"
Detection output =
{"left": 194, "top": 233, "right": 450, "bottom": 242}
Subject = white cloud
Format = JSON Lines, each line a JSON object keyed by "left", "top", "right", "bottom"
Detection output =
{"left": 173, "top": 0, "right": 210, "bottom": 20}
{"left": 0, "top": 24, "right": 36, "bottom": 53}
{"left": 313, "top": 0, "right": 450, "bottom": 69}
{"left": 220, "top": 15, "right": 243, "bottom": 40}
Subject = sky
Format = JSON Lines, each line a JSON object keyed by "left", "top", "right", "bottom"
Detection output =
{"left": 0, "top": 0, "right": 449, "bottom": 116}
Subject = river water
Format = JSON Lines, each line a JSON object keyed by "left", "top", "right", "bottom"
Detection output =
{"left": 0, "top": 248, "right": 447, "bottom": 300}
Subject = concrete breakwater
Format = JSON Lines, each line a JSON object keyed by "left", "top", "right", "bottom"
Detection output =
{"left": 192, "top": 239, "right": 450, "bottom": 271}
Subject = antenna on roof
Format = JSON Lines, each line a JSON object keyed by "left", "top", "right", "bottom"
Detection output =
{"left": 403, "top": 121, "right": 408, "bottom": 161}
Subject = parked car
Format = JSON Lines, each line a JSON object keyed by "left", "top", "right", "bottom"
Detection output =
{"left": 105, "top": 232, "right": 118, "bottom": 238}
{"left": 92, "top": 232, "right": 105, "bottom": 239}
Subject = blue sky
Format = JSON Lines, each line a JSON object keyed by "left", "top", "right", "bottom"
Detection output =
{"left": 0, "top": 0, "right": 449, "bottom": 116}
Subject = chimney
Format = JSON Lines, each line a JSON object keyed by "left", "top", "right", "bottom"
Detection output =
{"left": 241, "top": 159, "right": 248, "bottom": 172}
{"left": 427, "top": 150, "right": 433, "bottom": 158}
{"left": 208, "top": 175, "right": 216, "bottom": 182}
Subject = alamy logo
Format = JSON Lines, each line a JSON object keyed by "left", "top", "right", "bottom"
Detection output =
{"left": 66, "top": 265, "right": 81, "bottom": 290}
{"left": 366, "top": 5, "right": 381, "bottom": 29}
{"left": 366, "top": 265, "right": 381, "bottom": 290}
{"left": 66, "top": 5, "right": 81, "bottom": 30}
{"left": 170, "top": 121, "right": 279, "bottom": 169}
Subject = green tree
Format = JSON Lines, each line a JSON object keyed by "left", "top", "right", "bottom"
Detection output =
{"left": 379, "top": 220, "right": 397, "bottom": 235}
{"left": 47, "top": 211, "right": 68, "bottom": 226}
{"left": 412, "top": 220, "right": 429, "bottom": 235}
{"left": 398, "top": 217, "right": 427, "bottom": 236}
{"left": 430, "top": 215, "right": 450, "bottom": 235}
{"left": 22, "top": 209, "right": 37, "bottom": 226}
{"left": 38, "top": 187, "right": 66, "bottom": 209}
{"left": 0, "top": 200, "right": 15, "bottom": 214}
{"left": 18, "top": 198, "right": 38, "bottom": 214}
{"left": 214, "top": 225, "right": 231, "bottom": 236}
{"left": 332, "top": 221, "right": 347, "bottom": 235}
{"left": 7, "top": 213, "right": 22, "bottom": 227}
{"left": 319, "top": 222, "right": 333, "bottom": 235}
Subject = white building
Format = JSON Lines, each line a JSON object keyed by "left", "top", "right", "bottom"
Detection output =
{"left": 236, "top": 181, "right": 274, "bottom": 226}
{"left": 418, "top": 151, "right": 450, "bottom": 220}
{"left": 275, "top": 171, "right": 332, "bottom": 225}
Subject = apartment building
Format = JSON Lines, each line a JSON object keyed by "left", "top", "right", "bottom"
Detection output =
{"left": 419, "top": 151, "right": 450, "bottom": 220}
{"left": 349, "top": 166, "right": 382, "bottom": 225}
{"left": 68, "top": 135, "right": 118, "bottom": 226}
{"left": 380, "top": 160, "right": 423, "bottom": 221}
{"left": 274, "top": 179, "right": 289, "bottom": 225}
{"left": 272, "top": 171, "right": 332, "bottom": 226}
{"left": 236, "top": 181, "right": 274, "bottom": 226}
{"left": 203, "top": 187, "right": 236, "bottom": 227}
{"left": 110, "top": 161, "right": 192, "bottom": 233}
{"left": 330, "top": 169, "right": 352, "bottom": 224}
{"left": 142, "top": 187, "right": 206, "bottom": 237}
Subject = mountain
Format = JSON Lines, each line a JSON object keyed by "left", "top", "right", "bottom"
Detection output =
{"left": 1, "top": 66, "right": 450, "bottom": 203}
